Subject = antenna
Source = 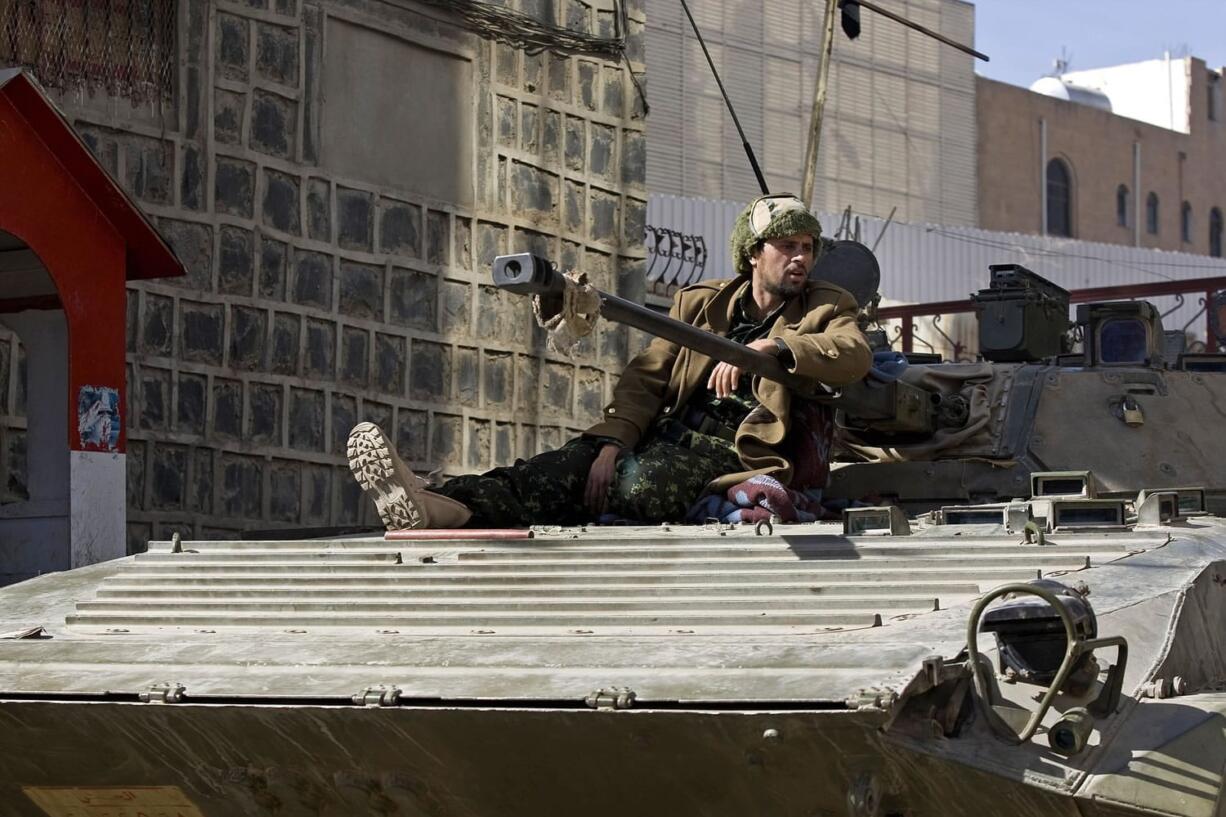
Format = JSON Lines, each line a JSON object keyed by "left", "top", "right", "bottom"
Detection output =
{"left": 677, "top": 0, "right": 770, "bottom": 195}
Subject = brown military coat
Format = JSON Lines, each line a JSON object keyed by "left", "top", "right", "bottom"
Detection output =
{"left": 585, "top": 275, "right": 872, "bottom": 492}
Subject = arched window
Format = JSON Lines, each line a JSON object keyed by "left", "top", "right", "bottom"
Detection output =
{"left": 1146, "top": 193, "right": 1160, "bottom": 234}
{"left": 1211, "top": 208, "right": 1223, "bottom": 257}
{"left": 1046, "top": 159, "right": 1072, "bottom": 237}
{"left": 1116, "top": 185, "right": 1130, "bottom": 227}
{"left": 1181, "top": 202, "right": 1193, "bottom": 243}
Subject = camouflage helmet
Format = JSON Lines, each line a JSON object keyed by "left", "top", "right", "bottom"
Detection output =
{"left": 729, "top": 194, "right": 823, "bottom": 276}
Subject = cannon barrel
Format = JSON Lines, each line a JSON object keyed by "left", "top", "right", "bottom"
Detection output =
{"left": 492, "top": 252, "right": 940, "bottom": 436}
{"left": 493, "top": 252, "right": 822, "bottom": 393}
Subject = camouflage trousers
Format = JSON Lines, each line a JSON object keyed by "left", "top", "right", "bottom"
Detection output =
{"left": 434, "top": 420, "right": 742, "bottom": 527}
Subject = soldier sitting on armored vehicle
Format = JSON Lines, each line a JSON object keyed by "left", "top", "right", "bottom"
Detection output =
{"left": 347, "top": 195, "right": 872, "bottom": 530}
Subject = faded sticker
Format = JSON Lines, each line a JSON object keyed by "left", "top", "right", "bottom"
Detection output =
{"left": 77, "top": 385, "right": 120, "bottom": 451}
{"left": 23, "top": 786, "right": 205, "bottom": 817}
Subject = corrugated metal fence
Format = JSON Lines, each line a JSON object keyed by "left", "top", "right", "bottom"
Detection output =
{"left": 648, "top": 193, "right": 1226, "bottom": 342}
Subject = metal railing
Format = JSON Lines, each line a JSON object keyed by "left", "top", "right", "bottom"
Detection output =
{"left": 876, "top": 275, "right": 1226, "bottom": 356}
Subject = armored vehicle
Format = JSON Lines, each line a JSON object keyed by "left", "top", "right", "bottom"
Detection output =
{"left": 1, "top": 252, "right": 1225, "bottom": 817}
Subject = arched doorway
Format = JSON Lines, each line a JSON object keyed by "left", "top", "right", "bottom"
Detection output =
{"left": 0, "top": 69, "right": 182, "bottom": 582}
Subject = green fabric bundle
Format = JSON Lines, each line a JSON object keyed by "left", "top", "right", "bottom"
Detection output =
{"left": 729, "top": 194, "right": 824, "bottom": 275}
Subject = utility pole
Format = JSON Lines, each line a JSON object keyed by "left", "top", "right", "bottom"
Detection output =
{"left": 801, "top": 0, "right": 838, "bottom": 209}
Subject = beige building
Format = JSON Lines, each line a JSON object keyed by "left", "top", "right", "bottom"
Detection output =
{"left": 647, "top": 0, "right": 978, "bottom": 227}
{"left": 979, "top": 57, "right": 1226, "bottom": 257}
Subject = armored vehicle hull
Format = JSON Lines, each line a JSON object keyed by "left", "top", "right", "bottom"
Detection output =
{"left": 2, "top": 513, "right": 1225, "bottom": 816}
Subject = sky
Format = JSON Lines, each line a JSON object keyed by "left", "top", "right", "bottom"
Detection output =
{"left": 972, "top": 0, "right": 1226, "bottom": 88}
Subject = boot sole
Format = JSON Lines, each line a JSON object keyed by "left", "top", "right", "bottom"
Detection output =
{"left": 346, "top": 422, "right": 425, "bottom": 530}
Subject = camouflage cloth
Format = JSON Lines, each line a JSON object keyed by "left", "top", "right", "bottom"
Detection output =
{"left": 433, "top": 423, "right": 741, "bottom": 528}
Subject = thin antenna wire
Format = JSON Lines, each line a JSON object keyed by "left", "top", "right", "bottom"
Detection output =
{"left": 677, "top": 0, "right": 769, "bottom": 195}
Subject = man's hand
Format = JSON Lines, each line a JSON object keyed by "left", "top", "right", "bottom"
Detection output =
{"left": 584, "top": 442, "right": 622, "bottom": 515}
{"left": 707, "top": 338, "right": 779, "bottom": 398}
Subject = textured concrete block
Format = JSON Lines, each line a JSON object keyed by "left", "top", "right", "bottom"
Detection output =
{"left": 175, "top": 372, "right": 207, "bottom": 437}
{"left": 519, "top": 424, "right": 537, "bottom": 461}
{"left": 229, "top": 305, "right": 267, "bottom": 371}
{"left": 302, "top": 463, "right": 330, "bottom": 523}
{"left": 288, "top": 388, "right": 325, "bottom": 451}
{"left": 212, "top": 378, "right": 242, "bottom": 439}
{"left": 410, "top": 341, "right": 451, "bottom": 402}
{"left": 467, "top": 419, "right": 490, "bottom": 470}
{"left": 158, "top": 219, "right": 212, "bottom": 290}
{"left": 542, "top": 362, "right": 574, "bottom": 415}
{"left": 621, "top": 129, "right": 646, "bottom": 186}
{"left": 255, "top": 22, "right": 299, "bottom": 85}
{"left": 248, "top": 382, "right": 283, "bottom": 445}
{"left": 456, "top": 346, "right": 479, "bottom": 407}
{"left": 124, "top": 137, "right": 173, "bottom": 205}
{"left": 180, "top": 301, "right": 224, "bottom": 365}
{"left": 603, "top": 65, "right": 625, "bottom": 117}
{"left": 258, "top": 237, "right": 288, "bottom": 300}
{"left": 388, "top": 268, "right": 436, "bottom": 330}
{"left": 251, "top": 89, "right": 297, "bottom": 158}
{"left": 497, "top": 95, "right": 517, "bottom": 148}
{"left": 307, "top": 178, "right": 331, "bottom": 241}
{"left": 181, "top": 145, "right": 204, "bottom": 211}
{"left": 218, "top": 225, "right": 254, "bottom": 295}
{"left": 511, "top": 162, "right": 558, "bottom": 218}
{"left": 623, "top": 198, "right": 646, "bottom": 246}
{"left": 542, "top": 110, "right": 561, "bottom": 163}
{"left": 269, "top": 460, "right": 300, "bottom": 522}
{"left": 395, "top": 409, "right": 428, "bottom": 463}
{"left": 566, "top": 0, "right": 591, "bottom": 32}
{"left": 577, "top": 367, "right": 604, "bottom": 422}
{"left": 380, "top": 200, "right": 421, "bottom": 257}
{"left": 521, "top": 103, "right": 540, "bottom": 152}
{"left": 484, "top": 351, "right": 512, "bottom": 409}
{"left": 330, "top": 392, "right": 356, "bottom": 454}
{"left": 125, "top": 440, "right": 145, "bottom": 509}
{"left": 440, "top": 280, "right": 472, "bottom": 336}
{"left": 292, "top": 251, "right": 332, "bottom": 309}
{"left": 374, "top": 333, "right": 406, "bottom": 396}
{"left": 214, "top": 88, "right": 246, "bottom": 145}
{"left": 426, "top": 210, "right": 450, "bottom": 265}
{"left": 431, "top": 413, "right": 463, "bottom": 467}
{"left": 516, "top": 354, "right": 540, "bottom": 412}
{"left": 339, "top": 326, "right": 369, "bottom": 387}
{"left": 303, "top": 318, "right": 336, "bottom": 378}
{"left": 138, "top": 368, "right": 170, "bottom": 431}
{"left": 221, "top": 454, "right": 262, "bottom": 518}
{"left": 150, "top": 443, "right": 187, "bottom": 510}
{"left": 217, "top": 14, "right": 250, "bottom": 81}
{"left": 476, "top": 221, "right": 508, "bottom": 268}
{"left": 496, "top": 43, "right": 518, "bottom": 85}
{"left": 270, "top": 312, "right": 300, "bottom": 375}
{"left": 338, "top": 260, "right": 384, "bottom": 320}
{"left": 548, "top": 54, "right": 570, "bottom": 103}
{"left": 263, "top": 169, "right": 301, "bottom": 235}
{"left": 337, "top": 187, "right": 374, "bottom": 251}
{"left": 142, "top": 293, "right": 173, "bottom": 355}
{"left": 456, "top": 217, "right": 472, "bottom": 271}
{"left": 189, "top": 448, "right": 213, "bottom": 514}
{"left": 495, "top": 422, "right": 514, "bottom": 464}
{"left": 362, "top": 400, "right": 392, "bottom": 438}
{"left": 564, "top": 180, "right": 583, "bottom": 232}
{"left": 215, "top": 156, "right": 255, "bottom": 218}
{"left": 589, "top": 189, "right": 618, "bottom": 243}
{"left": 476, "top": 285, "right": 529, "bottom": 340}
{"left": 564, "top": 115, "right": 585, "bottom": 171}
{"left": 523, "top": 52, "right": 544, "bottom": 94}
{"left": 578, "top": 61, "right": 598, "bottom": 111}
{"left": 589, "top": 123, "right": 615, "bottom": 178}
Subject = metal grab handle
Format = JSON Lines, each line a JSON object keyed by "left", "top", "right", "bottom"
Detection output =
{"left": 966, "top": 583, "right": 1127, "bottom": 745}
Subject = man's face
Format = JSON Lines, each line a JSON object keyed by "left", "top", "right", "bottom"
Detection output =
{"left": 750, "top": 233, "right": 815, "bottom": 298}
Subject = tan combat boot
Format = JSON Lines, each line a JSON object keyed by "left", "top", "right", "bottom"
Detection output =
{"left": 346, "top": 422, "right": 473, "bottom": 530}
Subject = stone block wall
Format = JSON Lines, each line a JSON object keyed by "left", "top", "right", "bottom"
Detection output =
{"left": 0, "top": 0, "right": 647, "bottom": 547}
